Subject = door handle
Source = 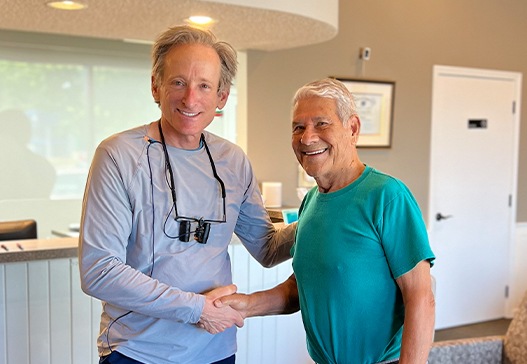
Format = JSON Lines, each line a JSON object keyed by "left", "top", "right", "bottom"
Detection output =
{"left": 436, "top": 213, "right": 453, "bottom": 221}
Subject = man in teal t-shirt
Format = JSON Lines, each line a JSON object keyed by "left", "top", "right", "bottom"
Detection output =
{"left": 218, "top": 78, "right": 435, "bottom": 364}
{"left": 293, "top": 165, "right": 434, "bottom": 363}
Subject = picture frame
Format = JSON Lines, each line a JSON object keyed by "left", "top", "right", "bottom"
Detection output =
{"left": 336, "top": 78, "right": 395, "bottom": 147}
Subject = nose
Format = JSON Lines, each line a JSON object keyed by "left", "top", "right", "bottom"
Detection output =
{"left": 182, "top": 86, "right": 197, "bottom": 107}
{"left": 299, "top": 126, "right": 318, "bottom": 145}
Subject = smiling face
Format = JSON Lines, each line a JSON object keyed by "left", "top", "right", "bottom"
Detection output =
{"left": 151, "top": 43, "right": 229, "bottom": 149}
{"left": 292, "top": 96, "right": 362, "bottom": 192}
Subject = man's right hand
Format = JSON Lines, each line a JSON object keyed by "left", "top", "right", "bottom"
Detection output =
{"left": 212, "top": 274, "right": 299, "bottom": 319}
{"left": 215, "top": 292, "right": 251, "bottom": 319}
{"left": 197, "top": 284, "right": 245, "bottom": 334}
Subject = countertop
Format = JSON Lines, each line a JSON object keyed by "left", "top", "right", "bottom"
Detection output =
{"left": 0, "top": 237, "right": 78, "bottom": 263}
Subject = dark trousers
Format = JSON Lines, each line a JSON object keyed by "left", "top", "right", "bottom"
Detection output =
{"left": 100, "top": 351, "right": 235, "bottom": 364}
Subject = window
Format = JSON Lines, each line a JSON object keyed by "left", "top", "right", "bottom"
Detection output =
{"left": 0, "top": 33, "right": 238, "bottom": 201}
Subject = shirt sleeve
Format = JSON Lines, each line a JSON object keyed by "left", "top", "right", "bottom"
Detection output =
{"left": 78, "top": 142, "right": 204, "bottom": 324}
{"left": 378, "top": 182, "right": 435, "bottom": 279}
{"left": 233, "top": 157, "right": 296, "bottom": 268}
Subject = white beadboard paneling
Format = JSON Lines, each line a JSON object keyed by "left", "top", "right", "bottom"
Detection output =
{"left": 0, "top": 265, "right": 6, "bottom": 364}
{"left": 230, "top": 243, "right": 250, "bottom": 362}
{"left": 231, "top": 242, "right": 311, "bottom": 364}
{"left": 49, "top": 259, "right": 72, "bottom": 363}
{"left": 260, "top": 262, "right": 277, "bottom": 364}
{"left": 277, "top": 259, "right": 293, "bottom": 282}
{"left": 0, "top": 258, "right": 103, "bottom": 364}
{"left": 71, "top": 259, "right": 93, "bottom": 364}
{"left": 28, "top": 261, "right": 51, "bottom": 363}
{"left": 246, "top": 256, "right": 265, "bottom": 364}
{"left": 5, "top": 262, "right": 29, "bottom": 364}
{"left": 0, "top": 250, "right": 312, "bottom": 364}
{"left": 261, "top": 261, "right": 282, "bottom": 364}
{"left": 276, "top": 313, "right": 311, "bottom": 363}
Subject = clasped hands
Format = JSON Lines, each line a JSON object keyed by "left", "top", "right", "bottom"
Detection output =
{"left": 197, "top": 284, "right": 249, "bottom": 334}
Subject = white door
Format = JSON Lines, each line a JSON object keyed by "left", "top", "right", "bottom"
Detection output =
{"left": 429, "top": 66, "right": 521, "bottom": 329}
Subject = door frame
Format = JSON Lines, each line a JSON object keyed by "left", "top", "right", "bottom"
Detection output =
{"left": 428, "top": 65, "right": 522, "bottom": 318}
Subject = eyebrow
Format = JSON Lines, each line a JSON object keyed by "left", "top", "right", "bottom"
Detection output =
{"left": 292, "top": 115, "right": 330, "bottom": 124}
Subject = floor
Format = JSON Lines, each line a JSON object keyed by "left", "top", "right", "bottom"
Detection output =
{"left": 434, "top": 318, "right": 512, "bottom": 342}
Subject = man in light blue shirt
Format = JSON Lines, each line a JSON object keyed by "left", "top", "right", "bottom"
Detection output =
{"left": 79, "top": 25, "right": 295, "bottom": 364}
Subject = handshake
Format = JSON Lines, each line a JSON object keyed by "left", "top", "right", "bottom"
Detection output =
{"left": 196, "top": 275, "right": 298, "bottom": 334}
{"left": 196, "top": 284, "right": 250, "bottom": 335}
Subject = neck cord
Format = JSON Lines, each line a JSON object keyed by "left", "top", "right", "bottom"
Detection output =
{"left": 157, "top": 121, "right": 226, "bottom": 222}
{"left": 158, "top": 121, "right": 179, "bottom": 216}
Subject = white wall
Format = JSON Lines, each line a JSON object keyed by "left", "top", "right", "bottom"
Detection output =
{"left": 507, "top": 223, "right": 527, "bottom": 317}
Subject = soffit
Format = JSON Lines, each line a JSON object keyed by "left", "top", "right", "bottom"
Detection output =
{"left": 0, "top": 0, "right": 338, "bottom": 51}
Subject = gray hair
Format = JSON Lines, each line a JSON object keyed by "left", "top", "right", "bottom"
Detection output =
{"left": 292, "top": 78, "right": 358, "bottom": 124}
{"left": 151, "top": 25, "right": 238, "bottom": 94}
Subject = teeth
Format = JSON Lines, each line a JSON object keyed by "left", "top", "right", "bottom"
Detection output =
{"left": 305, "top": 149, "right": 325, "bottom": 155}
{"left": 181, "top": 110, "right": 198, "bottom": 117}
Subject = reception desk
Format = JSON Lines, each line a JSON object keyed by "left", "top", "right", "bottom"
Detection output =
{"left": 0, "top": 237, "right": 78, "bottom": 263}
{"left": 0, "top": 237, "right": 99, "bottom": 363}
{"left": 0, "top": 236, "right": 310, "bottom": 364}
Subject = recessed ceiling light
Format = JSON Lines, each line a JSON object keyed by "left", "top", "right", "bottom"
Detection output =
{"left": 185, "top": 15, "right": 216, "bottom": 27}
{"left": 46, "top": 1, "right": 88, "bottom": 10}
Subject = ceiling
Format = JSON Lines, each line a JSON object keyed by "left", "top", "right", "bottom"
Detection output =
{"left": 0, "top": 0, "right": 338, "bottom": 51}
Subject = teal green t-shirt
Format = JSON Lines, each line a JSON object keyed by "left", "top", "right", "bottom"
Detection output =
{"left": 291, "top": 166, "right": 435, "bottom": 364}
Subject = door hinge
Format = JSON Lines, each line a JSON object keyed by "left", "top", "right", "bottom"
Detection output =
{"left": 513, "top": 101, "right": 516, "bottom": 114}
{"left": 509, "top": 194, "right": 513, "bottom": 207}
{"left": 505, "top": 285, "right": 509, "bottom": 298}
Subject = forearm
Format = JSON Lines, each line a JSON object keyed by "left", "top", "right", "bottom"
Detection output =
{"left": 399, "top": 289, "right": 435, "bottom": 363}
{"left": 236, "top": 187, "right": 297, "bottom": 268}
{"left": 396, "top": 260, "right": 435, "bottom": 363}
{"left": 223, "top": 274, "right": 299, "bottom": 318}
{"left": 80, "top": 252, "right": 204, "bottom": 323}
{"left": 248, "top": 274, "right": 299, "bottom": 317}
{"left": 258, "top": 222, "right": 297, "bottom": 268}
{"left": 80, "top": 209, "right": 203, "bottom": 322}
{"left": 400, "top": 294, "right": 435, "bottom": 364}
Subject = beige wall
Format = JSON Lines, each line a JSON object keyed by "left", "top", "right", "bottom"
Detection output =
{"left": 246, "top": 0, "right": 527, "bottom": 223}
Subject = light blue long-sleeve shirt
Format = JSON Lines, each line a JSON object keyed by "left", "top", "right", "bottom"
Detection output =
{"left": 79, "top": 123, "right": 294, "bottom": 364}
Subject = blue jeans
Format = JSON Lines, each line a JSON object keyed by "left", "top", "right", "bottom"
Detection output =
{"left": 99, "top": 351, "right": 236, "bottom": 364}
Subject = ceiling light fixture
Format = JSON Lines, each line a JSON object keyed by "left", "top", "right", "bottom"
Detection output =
{"left": 46, "top": 1, "right": 88, "bottom": 10}
{"left": 185, "top": 15, "right": 216, "bottom": 28}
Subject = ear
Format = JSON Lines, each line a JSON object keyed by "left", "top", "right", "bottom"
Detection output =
{"left": 151, "top": 76, "right": 160, "bottom": 103}
{"left": 216, "top": 88, "right": 230, "bottom": 110}
{"left": 349, "top": 115, "right": 361, "bottom": 144}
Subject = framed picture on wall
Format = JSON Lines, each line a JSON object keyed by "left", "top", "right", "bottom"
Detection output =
{"left": 335, "top": 78, "right": 395, "bottom": 147}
